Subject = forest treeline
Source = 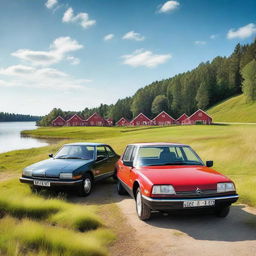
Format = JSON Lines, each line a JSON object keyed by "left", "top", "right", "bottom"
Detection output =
{"left": 0, "top": 112, "right": 41, "bottom": 122}
{"left": 38, "top": 40, "right": 256, "bottom": 126}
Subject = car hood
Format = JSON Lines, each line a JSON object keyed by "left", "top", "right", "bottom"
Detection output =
{"left": 139, "top": 165, "right": 231, "bottom": 190}
{"left": 25, "top": 158, "right": 92, "bottom": 177}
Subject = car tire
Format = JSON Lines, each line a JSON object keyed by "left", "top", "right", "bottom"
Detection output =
{"left": 117, "top": 179, "right": 127, "bottom": 195}
{"left": 136, "top": 188, "right": 151, "bottom": 221}
{"left": 77, "top": 174, "right": 93, "bottom": 197}
{"left": 215, "top": 206, "right": 230, "bottom": 218}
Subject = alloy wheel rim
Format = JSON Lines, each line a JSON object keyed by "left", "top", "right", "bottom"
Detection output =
{"left": 136, "top": 191, "right": 142, "bottom": 216}
{"left": 84, "top": 178, "right": 91, "bottom": 193}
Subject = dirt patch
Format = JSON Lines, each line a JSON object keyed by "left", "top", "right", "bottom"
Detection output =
{"left": 70, "top": 179, "right": 256, "bottom": 256}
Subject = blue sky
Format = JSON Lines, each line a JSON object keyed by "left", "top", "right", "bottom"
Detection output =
{"left": 0, "top": 0, "right": 255, "bottom": 115}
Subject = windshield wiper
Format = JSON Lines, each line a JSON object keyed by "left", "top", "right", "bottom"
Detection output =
{"left": 65, "top": 157, "right": 83, "bottom": 159}
{"left": 57, "top": 156, "right": 83, "bottom": 159}
{"left": 163, "top": 162, "right": 189, "bottom": 165}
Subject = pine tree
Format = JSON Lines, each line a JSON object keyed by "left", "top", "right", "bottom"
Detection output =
{"left": 196, "top": 82, "right": 209, "bottom": 109}
{"left": 241, "top": 59, "right": 256, "bottom": 102}
{"left": 151, "top": 95, "right": 169, "bottom": 115}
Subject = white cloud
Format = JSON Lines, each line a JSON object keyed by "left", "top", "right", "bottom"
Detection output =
{"left": 0, "top": 65, "right": 91, "bottom": 90}
{"left": 210, "top": 34, "right": 218, "bottom": 39}
{"left": 11, "top": 37, "right": 83, "bottom": 66}
{"left": 104, "top": 34, "right": 114, "bottom": 41}
{"left": 122, "top": 31, "right": 145, "bottom": 41}
{"left": 194, "top": 40, "right": 206, "bottom": 45}
{"left": 45, "top": 0, "right": 58, "bottom": 9}
{"left": 66, "top": 56, "right": 80, "bottom": 65}
{"left": 122, "top": 49, "right": 171, "bottom": 68}
{"left": 159, "top": 1, "right": 180, "bottom": 13}
{"left": 62, "top": 7, "right": 96, "bottom": 29}
{"left": 227, "top": 23, "right": 256, "bottom": 39}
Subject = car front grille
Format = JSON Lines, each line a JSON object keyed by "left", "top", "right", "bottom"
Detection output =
{"left": 175, "top": 189, "right": 217, "bottom": 197}
{"left": 32, "top": 175, "right": 59, "bottom": 181}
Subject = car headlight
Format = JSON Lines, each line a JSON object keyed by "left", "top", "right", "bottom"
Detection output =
{"left": 23, "top": 169, "right": 32, "bottom": 177}
{"left": 59, "top": 173, "right": 73, "bottom": 179}
{"left": 217, "top": 182, "right": 235, "bottom": 193}
{"left": 152, "top": 185, "right": 176, "bottom": 195}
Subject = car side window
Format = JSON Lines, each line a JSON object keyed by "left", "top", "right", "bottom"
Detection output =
{"left": 105, "top": 146, "right": 115, "bottom": 157}
{"left": 96, "top": 146, "right": 108, "bottom": 161}
{"left": 130, "top": 146, "right": 137, "bottom": 161}
{"left": 122, "top": 146, "right": 134, "bottom": 161}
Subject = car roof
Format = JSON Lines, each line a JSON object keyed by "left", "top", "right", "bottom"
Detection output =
{"left": 64, "top": 142, "right": 107, "bottom": 146}
{"left": 127, "top": 142, "right": 188, "bottom": 147}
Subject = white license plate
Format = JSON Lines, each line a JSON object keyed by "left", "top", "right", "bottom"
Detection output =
{"left": 33, "top": 180, "right": 51, "bottom": 187}
{"left": 183, "top": 200, "right": 215, "bottom": 208}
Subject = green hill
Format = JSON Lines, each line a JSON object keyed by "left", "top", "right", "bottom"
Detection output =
{"left": 208, "top": 94, "right": 256, "bottom": 123}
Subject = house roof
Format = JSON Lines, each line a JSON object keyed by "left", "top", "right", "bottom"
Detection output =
{"left": 116, "top": 117, "right": 129, "bottom": 123}
{"left": 86, "top": 112, "right": 105, "bottom": 121}
{"left": 66, "top": 114, "right": 85, "bottom": 122}
{"left": 52, "top": 115, "right": 65, "bottom": 122}
{"left": 152, "top": 111, "right": 175, "bottom": 121}
{"left": 131, "top": 113, "right": 151, "bottom": 122}
{"left": 187, "top": 109, "right": 212, "bottom": 120}
{"left": 176, "top": 113, "right": 188, "bottom": 121}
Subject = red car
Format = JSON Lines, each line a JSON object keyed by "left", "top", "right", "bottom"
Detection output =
{"left": 116, "top": 143, "right": 239, "bottom": 220}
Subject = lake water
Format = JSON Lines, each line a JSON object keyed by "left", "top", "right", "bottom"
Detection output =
{"left": 0, "top": 122, "right": 52, "bottom": 154}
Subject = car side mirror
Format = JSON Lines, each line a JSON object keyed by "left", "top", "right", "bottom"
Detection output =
{"left": 123, "top": 161, "right": 134, "bottom": 168}
{"left": 206, "top": 160, "right": 213, "bottom": 167}
{"left": 49, "top": 154, "right": 53, "bottom": 158}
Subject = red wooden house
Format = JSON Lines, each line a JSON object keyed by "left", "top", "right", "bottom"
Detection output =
{"left": 116, "top": 117, "right": 130, "bottom": 126}
{"left": 106, "top": 118, "right": 114, "bottom": 126}
{"left": 130, "top": 113, "right": 151, "bottom": 126}
{"left": 65, "top": 114, "right": 87, "bottom": 126}
{"left": 176, "top": 113, "right": 188, "bottom": 125}
{"left": 52, "top": 116, "right": 65, "bottom": 126}
{"left": 182, "top": 109, "right": 212, "bottom": 125}
{"left": 86, "top": 112, "right": 107, "bottom": 126}
{"left": 152, "top": 111, "right": 175, "bottom": 125}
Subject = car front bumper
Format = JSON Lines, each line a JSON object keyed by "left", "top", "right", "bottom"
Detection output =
{"left": 142, "top": 194, "right": 239, "bottom": 211}
{"left": 19, "top": 176, "right": 83, "bottom": 187}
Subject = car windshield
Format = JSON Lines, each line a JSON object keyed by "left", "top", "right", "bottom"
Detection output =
{"left": 135, "top": 146, "right": 203, "bottom": 167}
{"left": 55, "top": 145, "right": 95, "bottom": 160}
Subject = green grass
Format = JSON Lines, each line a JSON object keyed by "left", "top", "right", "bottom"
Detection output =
{"left": 2, "top": 123, "right": 256, "bottom": 254}
{"left": 0, "top": 179, "right": 102, "bottom": 230}
{"left": 21, "top": 126, "right": 154, "bottom": 139}
{"left": 208, "top": 94, "right": 256, "bottom": 123}
{"left": 20, "top": 124, "right": 256, "bottom": 207}
{"left": 0, "top": 217, "right": 114, "bottom": 256}
{"left": 0, "top": 179, "right": 113, "bottom": 256}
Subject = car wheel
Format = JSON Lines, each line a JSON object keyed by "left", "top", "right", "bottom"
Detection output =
{"left": 136, "top": 188, "right": 151, "bottom": 221}
{"left": 215, "top": 206, "right": 230, "bottom": 218}
{"left": 78, "top": 174, "right": 93, "bottom": 197}
{"left": 117, "top": 179, "right": 127, "bottom": 195}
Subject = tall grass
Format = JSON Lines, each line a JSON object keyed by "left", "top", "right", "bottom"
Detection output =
{"left": 0, "top": 217, "right": 114, "bottom": 256}
{"left": 0, "top": 179, "right": 102, "bottom": 230}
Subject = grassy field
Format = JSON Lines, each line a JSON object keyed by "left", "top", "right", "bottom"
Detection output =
{"left": 1, "top": 124, "right": 256, "bottom": 255}
{"left": 0, "top": 178, "right": 115, "bottom": 256}
{"left": 208, "top": 94, "right": 256, "bottom": 123}
{"left": 19, "top": 124, "right": 256, "bottom": 206}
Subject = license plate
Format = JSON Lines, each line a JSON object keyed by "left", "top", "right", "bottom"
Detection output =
{"left": 183, "top": 200, "right": 215, "bottom": 208}
{"left": 33, "top": 180, "right": 51, "bottom": 187}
